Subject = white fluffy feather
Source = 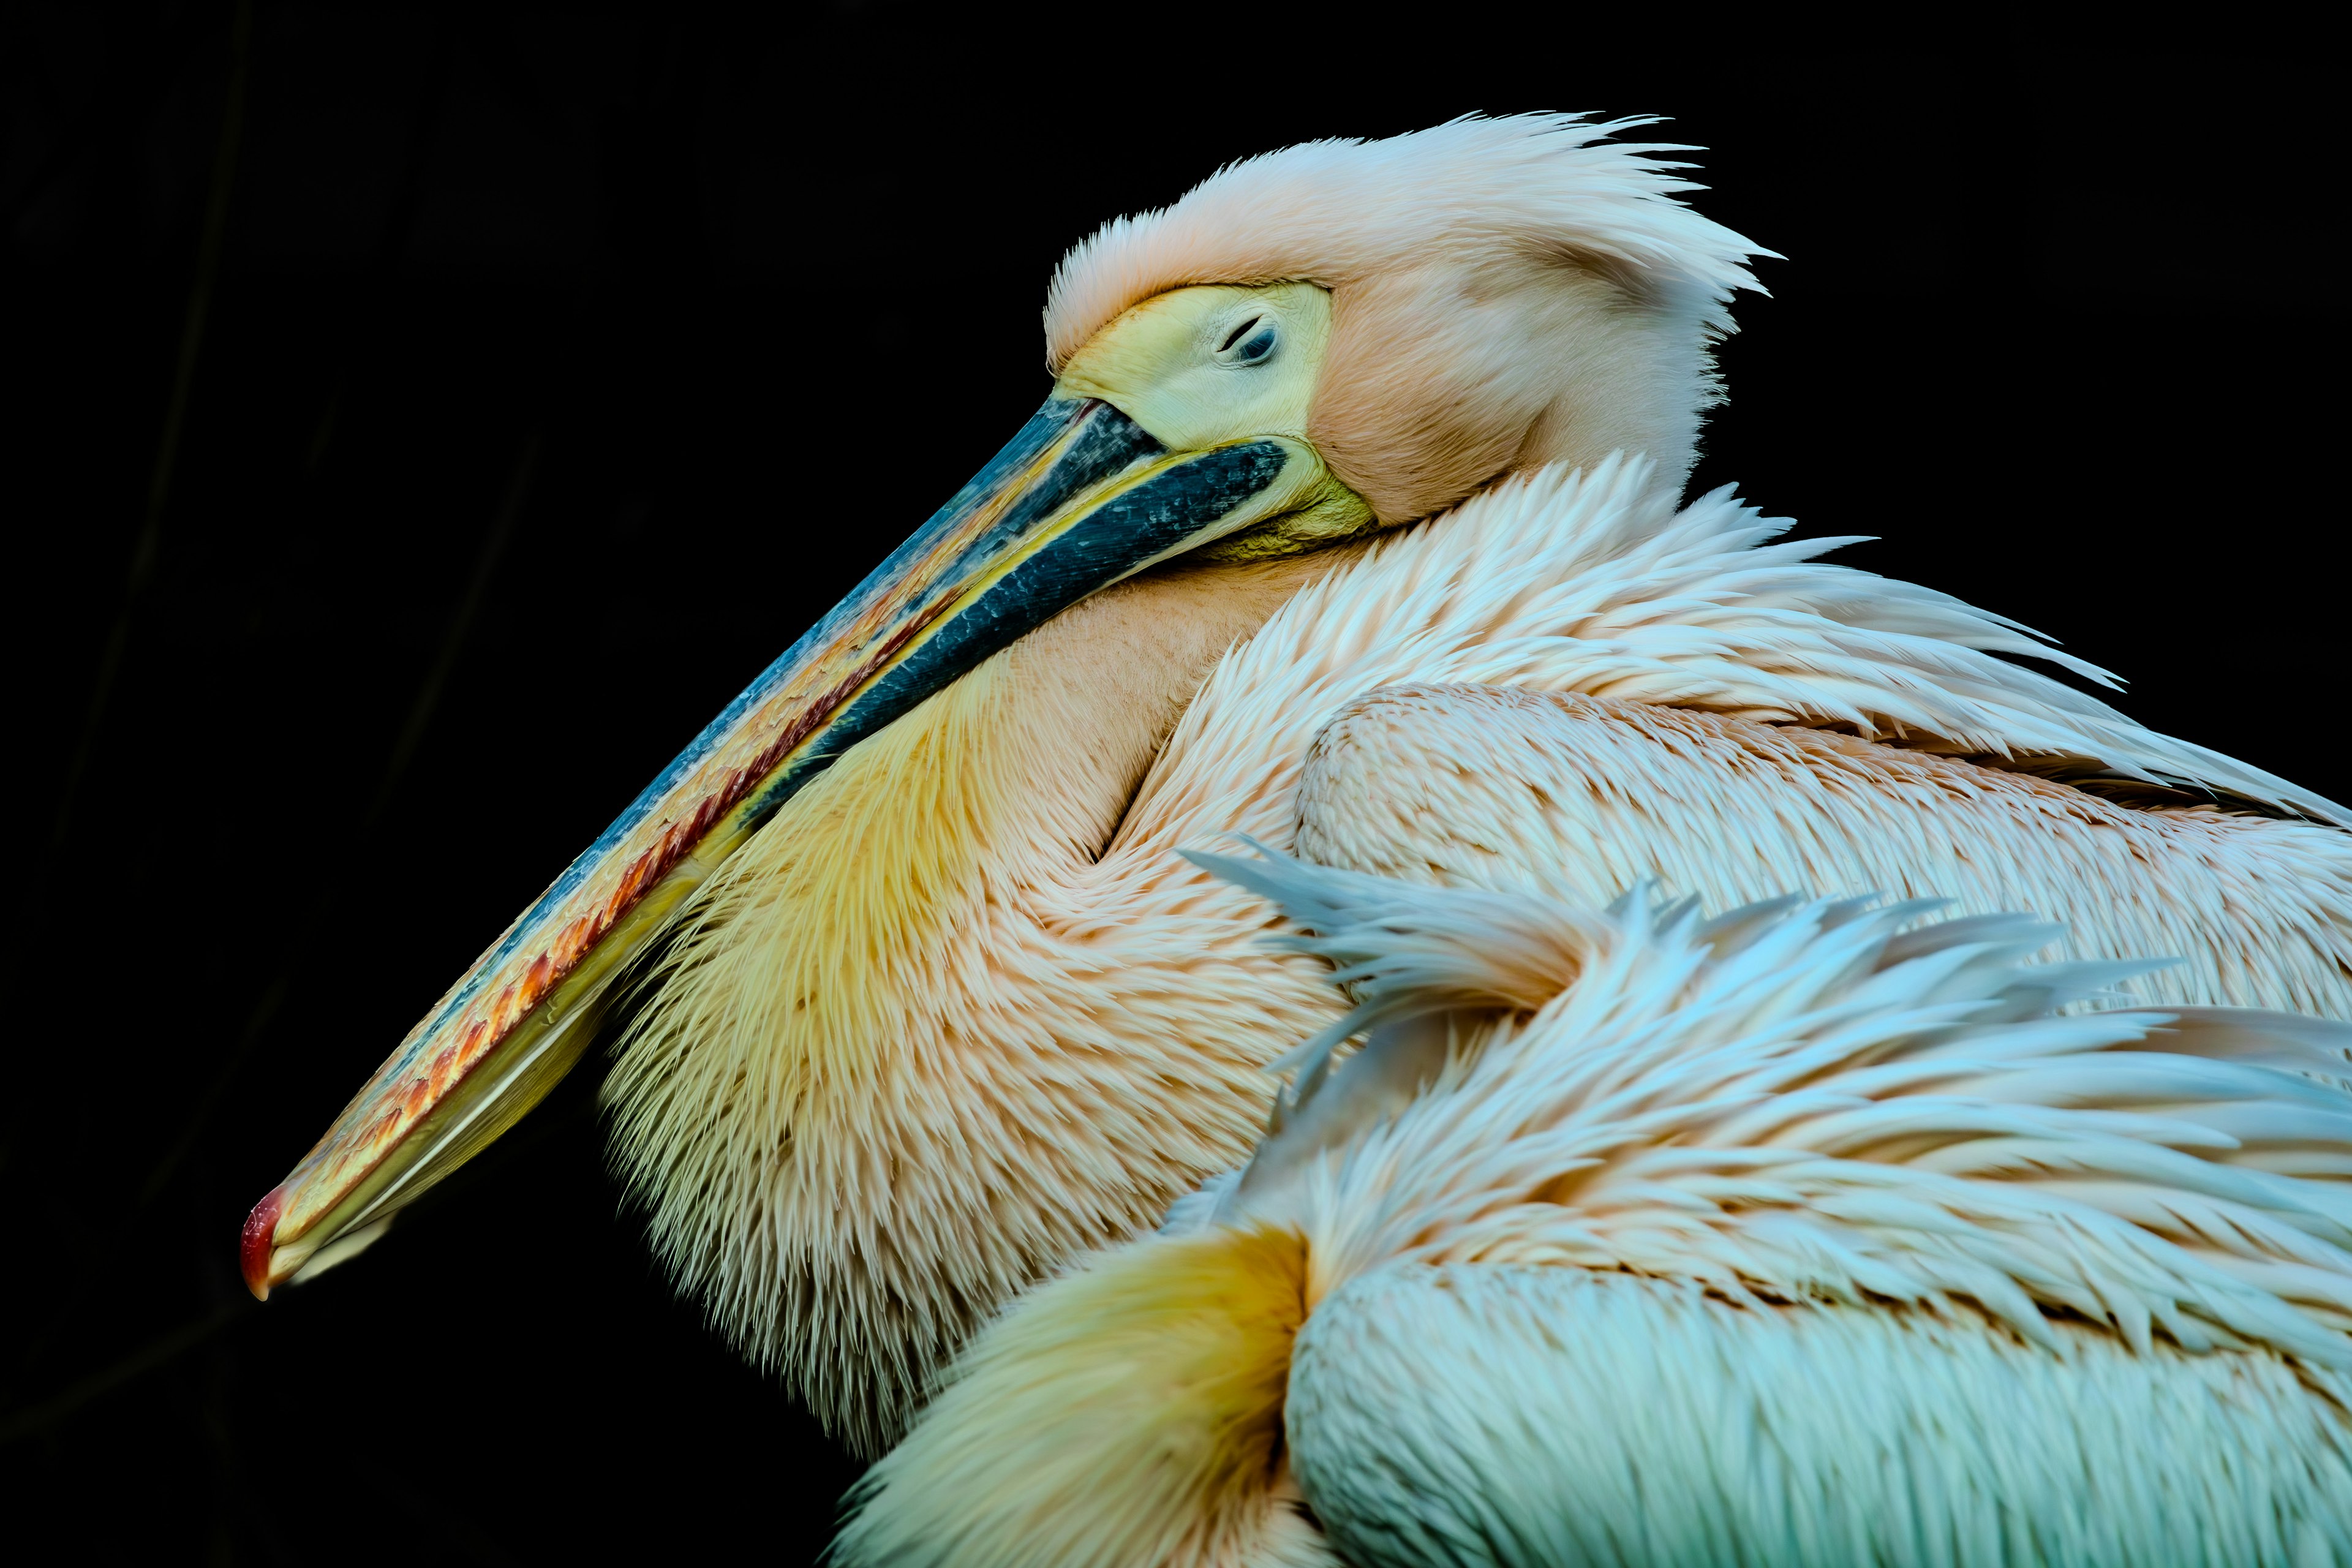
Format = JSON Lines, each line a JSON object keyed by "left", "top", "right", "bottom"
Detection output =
{"left": 1045, "top": 115, "right": 1765, "bottom": 370}
{"left": 1242, "top": 456, "right": 2339, "bottom": 817}
{"left": 854, "top": 856, "right": 2352, "bottom": 1565}
{"left": 1229, "top": 858, "right": 2352, "bottom": 1564}
{"left": 612, "top": 457, "right": 2352, "bottom": 1457}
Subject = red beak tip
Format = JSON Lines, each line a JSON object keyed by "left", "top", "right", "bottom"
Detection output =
{"left": 241, "top": 1188, "right": 284, "bottom": 1301}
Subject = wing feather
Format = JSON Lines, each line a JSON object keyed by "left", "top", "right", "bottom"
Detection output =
{"left": 1289, "top": 1264, "right": 2352, "bottom": 1568}
{"left": 1294, "top": 684, "right": 2352, "bottom": 1019}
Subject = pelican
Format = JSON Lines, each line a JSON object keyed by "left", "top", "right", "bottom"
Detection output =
{"left": 837, "top": 853, "right": 2352, "bottom": 1566}
{"left": 241, "top": 116, "right": 2352, "bottom": 1457}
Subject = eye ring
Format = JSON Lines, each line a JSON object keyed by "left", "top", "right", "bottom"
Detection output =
{"left": 1215, "top": 315, "right": 1279, "bottom": 366}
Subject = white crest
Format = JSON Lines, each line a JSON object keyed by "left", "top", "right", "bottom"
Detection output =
{"left": 1044, "top": 114, "right": 1771, "bottom": 371}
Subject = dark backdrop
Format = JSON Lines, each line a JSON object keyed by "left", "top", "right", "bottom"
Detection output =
{"left": 2, "top": 7, "right": 2337, "bottom": 1563}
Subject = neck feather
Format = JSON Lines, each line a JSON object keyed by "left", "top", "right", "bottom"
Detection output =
{"left": 603, "top": 547, "right": 1354, "bottom": 1453}
{"left": 1311, "top": 257, "right": 1719, "bottom": 521}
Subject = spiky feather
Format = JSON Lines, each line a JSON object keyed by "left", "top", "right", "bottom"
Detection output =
{"left": 848, "top": 858, "right": 2352, "bottom": 1566}
{"left": 606, "top": 458, "right": 2352, "bottom": 1455}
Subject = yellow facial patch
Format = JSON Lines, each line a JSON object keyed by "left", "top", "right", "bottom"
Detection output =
{"left": 1057, "top": 281, "right": 1333, "bottom": 451}
{"left": 1057, "top": 282, "right": 1373, "bottom": 562}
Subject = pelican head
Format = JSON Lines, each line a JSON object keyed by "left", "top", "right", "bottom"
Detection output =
{"left": 242, "top": 115, "right": 1765, "bottom": 1449}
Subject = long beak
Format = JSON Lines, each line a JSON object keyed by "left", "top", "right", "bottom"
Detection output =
{"left": 243, "top": 396, "right": 1327, "bottom": 1297}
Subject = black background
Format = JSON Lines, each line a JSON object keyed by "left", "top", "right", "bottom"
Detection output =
{"left": 2, "top": 7, "right": 2337, "bottom": 1563}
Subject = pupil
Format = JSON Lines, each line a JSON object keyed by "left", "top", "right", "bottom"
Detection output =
{"left": 1218, "top": 316, "right": 1264, "bottom": 353}
{"left": 1237, "top": 326, "right": 1276, "bottom": 361}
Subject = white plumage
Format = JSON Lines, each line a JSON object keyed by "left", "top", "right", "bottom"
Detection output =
{"left": 249, "top": 116, "right": 2352, "bottom": 1488}
{"left": 1300, "top": 684, "right": 2352, "bottom": 1017}
{"left": 1043, "top": 114, "right": 1762, "bottom": 370}
{"left": 840, "top": 854, "right": 2352, "bottom": 1566}
{"left": 654, "top": 118, "right": 2352, "bottom": 1543}
{"left": 607, "top": 454, "right": 2352, "bottom": 1450}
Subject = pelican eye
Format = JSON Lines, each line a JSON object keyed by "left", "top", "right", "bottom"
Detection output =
{"left": 1215, "top": 315, "right": 1278, "bottom": 365}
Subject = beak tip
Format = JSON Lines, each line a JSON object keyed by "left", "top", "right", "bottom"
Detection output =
{"left": 241, "top": 1187, "right": 284, "bottom": 1302}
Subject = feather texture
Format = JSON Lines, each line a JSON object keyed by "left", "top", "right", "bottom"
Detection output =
{"left": 1044, "top": 115, "right": 1764, "bottom": 371}
{"left": 849, "top": 858, "right": 2352, "bottom": 1566}
{"left": 1295, "top": 684, "right": 2352, "bottom": 1017}
{"left": 1292, "top": 1265, "right": 2352, "bottom": 1567}
{"left": 1046, "top": 117, "right": 1776, "bottom": 516}
{"left": 1248, "top": 459, "right": 2339, "bottom": 817}
{"left": 608, "top": 458, "right": 2350, "bottom": 1455}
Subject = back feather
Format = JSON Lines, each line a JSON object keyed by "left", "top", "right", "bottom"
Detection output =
{"left": 1218, "top": 850, "right": 2352, "bottom": 1375}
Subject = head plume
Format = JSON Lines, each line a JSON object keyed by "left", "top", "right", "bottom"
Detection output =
{"left": 1046, "top": 115, "right": 1774, "bottom": 520}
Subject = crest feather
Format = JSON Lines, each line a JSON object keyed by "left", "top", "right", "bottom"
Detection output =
{"left": 1044, "top": 114, "right": 1772, "bottom": 371}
